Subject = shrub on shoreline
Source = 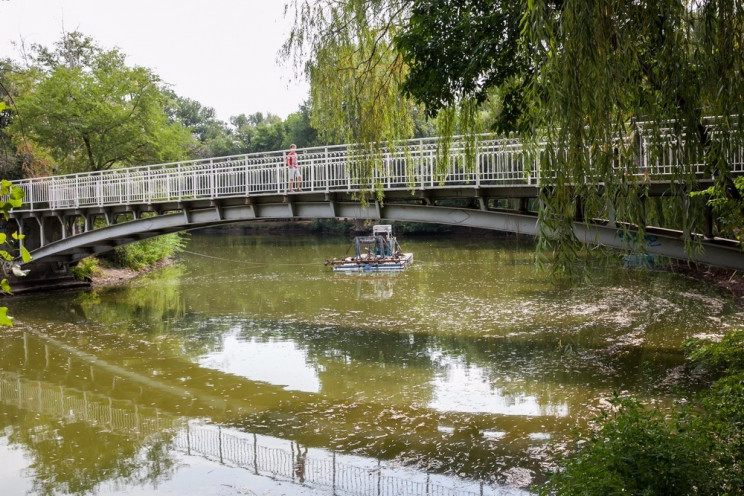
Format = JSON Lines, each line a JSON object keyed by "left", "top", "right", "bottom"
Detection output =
{"left": 103, "top": 233, "right": 188, "bottom": 271}
{"left": 539, "top": 329, "right": 744, "bottom": 495}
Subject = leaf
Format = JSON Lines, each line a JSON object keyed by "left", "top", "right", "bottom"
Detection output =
{"left": 20, "top": 246, "right": 32, "bottom": 263}
{"left": 8, "top": 186, "right": 24, "bottom": 208}
{"left": 11, "top": 265, "right": 29, "bottom": 277}
{"left": 0, "top": 233, "right": 6, "bottom": 245}
{"left": 0, "top": 307, "right": 13, "bottom": 327}
{"left": 0, "top": 279, "right": 9, "bottom": 294}
{"left": 0, "top": 180, "right": 11, "bottom": 196}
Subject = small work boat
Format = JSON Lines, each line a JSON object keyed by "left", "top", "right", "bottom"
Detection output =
{"left": 325, "top": 225, "right": 414, "bottom": 272}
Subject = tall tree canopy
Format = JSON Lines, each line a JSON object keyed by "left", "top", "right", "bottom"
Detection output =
{"left": 286, "top": 0, "right": 744, "bottom": 275}
{"left": 9, "top": 32, "right": 192, "bottom": 174}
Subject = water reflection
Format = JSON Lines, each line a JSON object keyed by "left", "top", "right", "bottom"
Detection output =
{"left": 199, "top": 327, "right": 322, "bottom": 393}
{"left": 429, "top": 355, "right": 569, "bottom": 417}
{"left": 2, "top": 232, "right": 743, "bottom": 494}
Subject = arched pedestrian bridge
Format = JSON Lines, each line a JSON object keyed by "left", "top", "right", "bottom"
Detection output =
{"left": 6, "top": 133, "right": 744, "bottom": 280}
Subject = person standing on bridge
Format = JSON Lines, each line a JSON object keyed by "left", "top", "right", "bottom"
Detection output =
{"left": 287, "top": 144, "right": 302, "bottom": 192}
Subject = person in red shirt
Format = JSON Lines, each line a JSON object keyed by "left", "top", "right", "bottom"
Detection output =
{"left": 286, "top": 144, "right": 302, "bottom": 191}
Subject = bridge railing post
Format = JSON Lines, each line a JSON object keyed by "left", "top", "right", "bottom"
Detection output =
{"left": 209, "top": 159, "right": 215, "bottom": 199}
{"left": 324, "top": 147, "right": 330, "bottom": 192}
{"left": 146, "top": 166, "right": 151, "bottom": 203}
{"left": 419, "top": 139, "right": 425, "bottom": 191}
{"left": 248, "top": 155, "right": 251, "bottom": 196}
{"left": 279, "top": 152, "right": 285, "bottom": 194}
{"left": 475, "top": 135, "right": 481, "bottom": 188}
{"left": 176, "top": 164, "right": 182, "bottom": 201}
{"left": 310, "top": 157, "right": 315, "bottom": 192}
{"left": 97, "top": 172, "right": 103, "bottom": 207}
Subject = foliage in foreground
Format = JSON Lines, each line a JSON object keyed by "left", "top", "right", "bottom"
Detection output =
{"left": 539, "top": 329, "right": 744, "bottom": 495}
{"left": 104, "top": 233, "right": 187, "bottom": 271}
{"left": 0, "top": 175, "right": 28, "bottom": 326}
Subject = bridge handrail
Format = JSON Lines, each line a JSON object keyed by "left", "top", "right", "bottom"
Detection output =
{"left": 6, "top": 129, "right": 744, "bottom": 213}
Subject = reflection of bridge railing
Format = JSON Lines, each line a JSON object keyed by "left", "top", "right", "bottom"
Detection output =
{"left": 176, "top": 421, "right": 503, "bottom": 496}
{"left": 0, "top": 371, "right": 513, "bottom": 495}
{"left": 0, "top": 372, "right": 181, "bottom": 439}
{"left": 9, "top": 130, "right": 744, "bottom": 213}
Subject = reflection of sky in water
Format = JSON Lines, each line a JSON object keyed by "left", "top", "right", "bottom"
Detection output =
{"left": 198, "top": 328, "right": 320, "bottom": 393}
{"left": 429, "top": 355, "right": 569, "bottom": 417}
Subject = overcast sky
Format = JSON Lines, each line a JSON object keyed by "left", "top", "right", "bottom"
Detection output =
{"left": 0, "top": 0, "right": 310, "bottom": 121}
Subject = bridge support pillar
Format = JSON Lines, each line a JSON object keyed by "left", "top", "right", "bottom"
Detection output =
{"left": 55, "top": 215, "right": 69, "bottom": 240}
{"left": 574, "top": 196, "right": 584, "bottom": 222}
{"left": 33, "top": 215, "right": 45, "bottom": 248}
{"left": 705, "top": 205, "right": 715, "bottom": 239}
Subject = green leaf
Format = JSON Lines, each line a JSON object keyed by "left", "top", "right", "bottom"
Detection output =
{"left": 0, "top": 307, "right": 13, "bottom": 327}
{"left": 11, "top": 231, "right": 24, "bottom": 241}
{"left": 0, "top": 279, "right": 10, "bottom": 294}
{"left": 0, "top": 232, "right": 6, "bottom": 245}
{"left": 0, "top": 180, "right": 11, "bottom": 196}
{"left": 8, "top": 186, "right": 24, "bottom": 208}
{"left": 20, "top": 246, "right": 32, "bottom": 263}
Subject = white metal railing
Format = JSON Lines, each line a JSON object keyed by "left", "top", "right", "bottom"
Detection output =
{"left": 8, "top": 131, "right": 744, "bottom": 213}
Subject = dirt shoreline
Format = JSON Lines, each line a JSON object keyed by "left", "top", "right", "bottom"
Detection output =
{"left": 670, "top": 262, "right": 744, "bottom": 304}
{"left": 92, "top": 257, "right": 175, "bottom": 287}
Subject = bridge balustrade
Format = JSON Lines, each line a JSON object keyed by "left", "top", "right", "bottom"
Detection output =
{"left": 7, "top": 127, "right": 744, "bottom": 213}
{"left": 176, "top": 421, "right": 493, "bottom": 496}
{"left": 0, "top": 371, "right": 181, "bottom": 438}
{"left": 8, "top": 135, "right": 546, "bottom": 213}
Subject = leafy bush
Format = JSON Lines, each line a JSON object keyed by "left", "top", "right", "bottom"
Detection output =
{"left": 539, "top": 396, "right": 716, "bottom": 496}
{"left": 70, "top": 257, "right": 102, "bottom": 281}
{"left": 540, "top": 330, "right": 744, "bottom": 496}
{"left": 105, "top": 233, "right": 187, "bottom": 270}
{"left": 684, "top": 329, "right": 744, "bottom": 376}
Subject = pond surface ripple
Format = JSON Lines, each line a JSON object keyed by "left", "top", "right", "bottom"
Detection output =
{"left": 1, "top": 232, "right": 741, "bottom": 495}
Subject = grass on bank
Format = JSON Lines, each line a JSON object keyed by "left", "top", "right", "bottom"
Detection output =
{"left": 71, "top": 233, "right": 187, "bottom": 280}
{"left": 539, "top": 329, "right": 744, "bottom": 495}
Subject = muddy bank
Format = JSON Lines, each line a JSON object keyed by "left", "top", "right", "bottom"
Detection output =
{"left": 92, "top": 257, "right": 175, "bottom": 287}
{"left": 671, "top": 262, "right": 744, "bottom": 304}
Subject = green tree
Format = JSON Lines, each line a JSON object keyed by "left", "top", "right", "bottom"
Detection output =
{"left": 284, "top": 0, "right": 414, "bottom": 146}
{"left": 283, "top": 103, "right": 321, "bottom": 148}
{"left": 287, "top": 0, "right": 744, "bottom": 277}
{"left": 11, "top": 32, "right": 192, "bottom": 173}
{"left": 164, "top": 90, "right": 238, "bottom": 158}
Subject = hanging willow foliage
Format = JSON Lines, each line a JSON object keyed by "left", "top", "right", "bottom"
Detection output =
{"left": 525, "top": 0, "right": 744, "bottom": 279}
{"left": 283, "top": 0, "right": 415, "bottom": 201}
{"left": 285, "top": 0, "right": 744, "bottom": 277}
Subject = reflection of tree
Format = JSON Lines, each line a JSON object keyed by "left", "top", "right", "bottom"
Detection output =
{"left": 75, "top": 264, "right": 188, "bottom": 334}
{"left": 0, "top": 406, "right": 179, "bottom": 496}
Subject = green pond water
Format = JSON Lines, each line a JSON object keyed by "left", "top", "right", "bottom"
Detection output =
{"left": 1, "top": 231, "right": 742, "bottom": 495}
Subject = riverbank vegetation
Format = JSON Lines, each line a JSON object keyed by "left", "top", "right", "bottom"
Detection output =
{"left": 69, "top": 233, "right": 187, "bottom": 282}
{"left": 539, "top": 328, "right": 744, "bottom": 495}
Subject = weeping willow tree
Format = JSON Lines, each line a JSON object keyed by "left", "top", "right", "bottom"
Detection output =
{"left": 285, "top": 0, "right": 744, "bottom": 276}
{"left": 283, "top": 1, "right": 416, "bottom": 198}
{"left": 524, "top": 0, "right": 744, "bottom": 278}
